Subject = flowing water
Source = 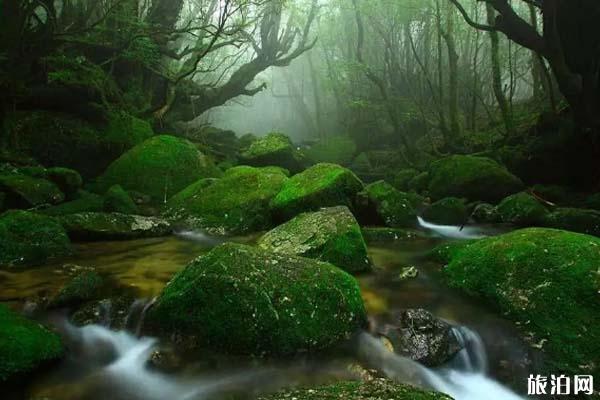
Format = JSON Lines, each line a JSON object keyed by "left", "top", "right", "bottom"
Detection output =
{"left": 2, "top": 223, "right": 538, "bottom": 400}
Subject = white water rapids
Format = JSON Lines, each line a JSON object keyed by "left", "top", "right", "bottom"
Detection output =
{"left": 53, "top": 318, "right": 523, "bottom": 400}
{"left": 417, "top": 217, "right": 489, "bottom": 240}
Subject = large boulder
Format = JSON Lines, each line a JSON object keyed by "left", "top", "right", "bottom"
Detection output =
{"left": 241, "top": 132, "right": 305, "bottom": 173}
{"left": 443, "top": 228, "right": 600, "bottom": 375}
{"left": 258, "top": 380, "right": 452, "bottom": 400}
{"left": 422, "top": 197, "right": 468, "bottom": 226}
{"left": 270, "top": 163, "right": 364, "bottom": 221}
{"left": 541, "top": 207, "right": 600, "bottom": 237}
{"left": 355, "top": 181, "right": 422, "bottom": 228}
{"left": 41, "top": 191, "right": 105, "bottom": 216}
{"left": 58, "top": 212, "right": 171, "bottom": 241}
{"left": 258, "top": 206, "right": 372, "bottom": 274}
{"left": 146, "top": 243, "right": 367, "bottom": 355}
{"left": 103, "top": 184, "right": 138, "bottom": 215}
{"left": 167, "top": 166, "right": 288, "bottom": 235}
{"left": 0, "top": 305, "right": 63, "bottom": 383}
{"left": 94, "top": 135, "right": 218, "bottom": 204}
{"left": 391, "top": 169, "right": 421, "bottom": 192}
{"left": 0, "top": 211, "right": 72, "bottom": 268}
{"left": 428, "top": 155, "right": 523, "bottom": 202}
{"left": 377, "top": 309, "right": 462, "bottom": 367}
{"left": 496, "top": 192, "right": 549, "bottom": 226}
{"left": 0, "top": 173, "right": 64, "bottom": 208}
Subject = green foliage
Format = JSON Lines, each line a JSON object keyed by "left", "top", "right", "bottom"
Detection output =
{"left": 0, "top": 210, "right": 72, "bottom": 268}
{"left": 0, "top": 305, "right": 63, "bottom": 382}
{"left": 443, "top": 228, "right": 600, "bottom": 375}
{"left": 147, "top": 242, "right": 367, "bottom": 355}
{"left": 258, "top": 206, "right": 372, "bottom": 273}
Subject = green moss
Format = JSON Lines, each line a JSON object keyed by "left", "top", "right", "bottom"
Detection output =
{"left": 443, "top": 228, "right": 600, "bottom": 375}
{"left": 496, "top": 192, "right": 548, "bottom": 226}
{"left": 428, "top": 240, "right": 476, "bottom": 264}
{"left": 541, "top": 207, "right": 600, "bottom": 237}
{"left": 258, "top": 379, "right": 452, "bottom": 400}
{"left": 49, "top": 270, "right": 105, "bottom": 308}
{"left": 241, "top": 132, "right": 305, "bottom": 172}
{"left": 95, "top": 135, "right": 219, "bottom": 204}
{"left": 45, "top": 167, "right": 83, "bottom": 196}
{"left": 356, "top": 181, "right": 420, "bottom": 228}
{"left": 59, "top": 212, "right": 171, "bottom": 241}
{"left": 103, "top": 184, "right": 138, "bottom": 214}
{"left": 146, "top": 243, "right": 367, "bottom": 355}
{"left": 422, "top": 197, "right": 468, "bottom": 225}
{"left": 471, "top": 203, "right": 500, "bottom": 223}
{"left": 410, "top": 171, "right": 430, "bottom": 193}
{"left": 0, "top": 173, "right": 64, "bottom": 208}
{"left": 428, "top": 155, "right": 523, "bottom": 202}
{"left": 271, "top": 163, "right": 364, "bottom": 221}
{"left": 392, "top": 169, "right": 420, "bottom": 191}
{"left": 0, "top": 210, "right": 72, "bottom": 268}
{"left": 0, "top": 305, "right": 63, "bottom": 382}
{"left": 167, "top": 166, "right": 288, "bottom": 235}
{"left": 103, "top": 111, "right": 154, "bottom": 148}
{"left": 258, "top": 206, "right": 372, "bottom": 273}
{"left": 40, "top": 191, "right": 104, "bottom": 216}
{"left": 304, "top": 136, "right": 357, "bottom": 166}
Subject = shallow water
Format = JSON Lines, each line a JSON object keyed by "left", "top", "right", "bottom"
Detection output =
{"left": 1, "top": 224, "right": 536, "bottom": 399}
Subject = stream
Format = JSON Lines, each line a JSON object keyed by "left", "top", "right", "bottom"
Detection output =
{"left": 1, "top": 220, "right": 537, "bottom": 400}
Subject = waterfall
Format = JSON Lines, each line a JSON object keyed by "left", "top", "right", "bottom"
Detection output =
{"left": 356, "top": 329, "right": 524, "bottom": 400}
{"left": 417, "top": 217, "right": 488, "bottom": 240}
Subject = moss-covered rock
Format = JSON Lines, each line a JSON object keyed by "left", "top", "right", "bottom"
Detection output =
{"left": 146, "top": 243, "right": 367, "bottom": 355}
{"left": 304, "top": 136, "right": 357, "bottom": 166}
{"left": 471, "top": 203, "right": 500, "bottom": 223}
{"left": 428, "top": 240, "right": 476, "bottom": 265}
{"left": 59, "top": 212, "right": 171, "bottom": 241}
{"left": 166, "top": 166, "right": 288, "bottom": 235}
{"left": 241, "top": 132, "right": 305, "bottom": 173}
{"left": 40, "top": 190, "right": 104, "bottom": 216}
{"left": 443, "top": 228, "right": 600, "bottom": 375}
{"left": 409, "top": 171, "right": 430, "bottom": 193}
{"left": 356, "top": 181, "right": 421, "bottom": 228}
{"left": 428, "top": 155, "right": 523, "bottom": 202}
{"left": 271, "top": 163, "right": 364, "bottom": 221}
{"left": 95, "top": 135, "right": 218, "bottom": 204}
{"left": 422, "top": 197, "right": 468, "bottom": 225}
{"left": 361, "top": 227, "right": 426, "bottom": 243}
{"left": 5, "top": 110, "right": 153, "bottom": 178}
{"left": 258, "top": 206, "right": 371, "bottom": 274}
{"left": 0, "top": 211, "right": 72, "bottom": 268}
{"left": 0, "top": 305, "right": 63, "bottom": 383}
{"left": 258, "top": 379, "right": 452, "bottom": 400}
{"left": 45, "top": 167, "right": 83, "bottom": 196}
{"left": 103, "top": 185, "right": 138, "bottom": 214}
{"left": 496, "top": 192, "right": 548, "bottom": 226}
{"left": 541, "top": 207, "right": 600, "bottom": 237}
{"left": 49, "top": 270, "right": 105, "bottom": 308}
{"left": 0, "top": 173, "right": 64, "bottom": 208}
{"left": 392, "top": 169, "right": 421, "bottom": 192}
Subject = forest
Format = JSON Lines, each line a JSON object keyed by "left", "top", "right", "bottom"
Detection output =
{"left": 0, "top": 1, "right": 599, "bottom": 399}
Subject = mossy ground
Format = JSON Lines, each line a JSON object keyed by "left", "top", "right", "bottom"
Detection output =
{"left": 95, "top": 135, "right": 219, "bottom": 204}
{"left": 0, "top": 305, "right": 63, "bottom": 382}
{"left": 428, "top": 155, "right": 523, "bottom": 202}
{"left": 443, "top": 228, "right": 600, "bottom": 375}
{"left": 258, "top": 379, "right": 452, "bottom": 400}
{"left": 271, "top": 163, "right": 363, "bottom": 221}
{"left": 167, "top": 166, "right": 288, "bottom": 234}
{"left": 0, "top": 210, "right": 72, "bottom": 268}
{"left": 258, "top": 206, "right": 371, "bottom": 273}
{"left": 147, "top": 242, "right": 367, "bottom": 355}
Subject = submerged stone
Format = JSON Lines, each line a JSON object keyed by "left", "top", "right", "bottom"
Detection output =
{"left": 443, "top": 228, "right": 600, "bottom": 375}
{"left": 422, "top": 197, "right": 468, "bottom": 226}
{"left": 0, "top": 305, "right": 63, "bottom": 383}
{"left": 241, "top": 132, "right": 305, "bottom": 173}
{"left": 166, "top": 166, "right": 288, "bottom": 235}
{"left": 59, "top": 212, "right": 171, "bottom": 241}
{"left": 258, "top": 206, "right": 372, "bottom": 273}
{"left": 270, "top": 163, "right": 364, "bottom": 221}
{"left": 428, "top": 155, "right": 523, "bottom": 202}
{"left": 146, "top": 243, "right": 367, "bottom": 355}
{"left": 496, "top": 192, "right": 548, "bottom": 226}
{"left": 0, "top": 211, "right": 72, "bottom": 268}
{"left": 49, "top": 270, "right": 105, "bottom": 309}
{"left": 95, "top": 135, "right": 219, "bottom": 204}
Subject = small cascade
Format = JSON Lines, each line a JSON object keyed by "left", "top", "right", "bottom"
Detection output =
{"left": 175, "top": 230, "right": 223, "bottom": 246}
{"left": 357, "top": 330, "right": 524, "bottom": 400}
{"left": 417, "top": 217, "right": 488, "bottom": 240}
{"left": 136, "top": 297, "right": 156, "bottom": 336}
